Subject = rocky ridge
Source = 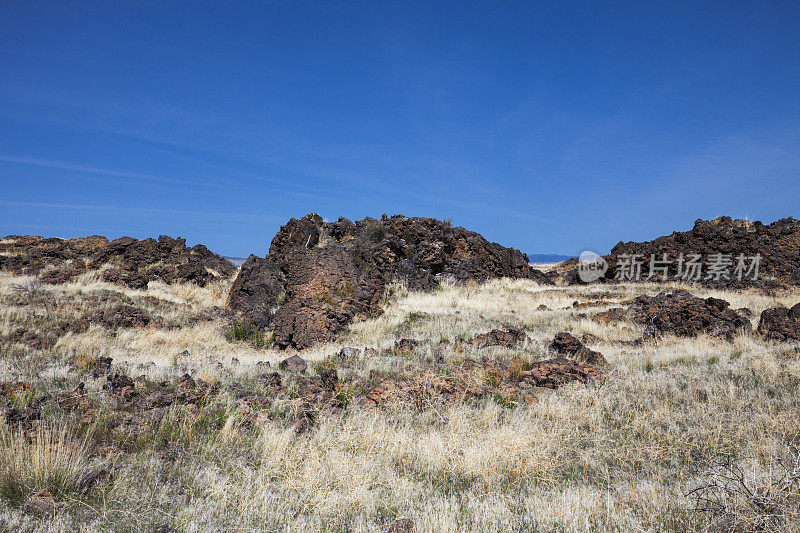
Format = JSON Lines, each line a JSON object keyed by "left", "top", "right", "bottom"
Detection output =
{"left": 552, "top": 217, "right": 800, "bottom": 287}
{"left": 0, "top": 234, "right": 235, "bottom": 288}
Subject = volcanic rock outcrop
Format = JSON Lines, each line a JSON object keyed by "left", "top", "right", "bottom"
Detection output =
{"left": 629, "top": 289, "right": 751, "bottom": 339}
{"left": 229, "top": 214, "right": 550, "bottom": 349}
{"left": 0, "top": 234, "right": 235, "bottom": 289}
{"left": 757, "top": 303, "right": 800, "bottom": 342}
{"left": 553, "top": 217, "right": 800, "bottom": 286}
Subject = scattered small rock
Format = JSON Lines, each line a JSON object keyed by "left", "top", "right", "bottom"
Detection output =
{"left": 78, "top": 468, "right": 110, "bottom": 494}
{"left": 294, "top": 415, "right": 314, "bottom": 435}
{"left": 394, "top": 338, "right": 420, "bottom": 355}
{"left": 92, "top": 356, "right": 113, "bottom": 377}
{"left": 25, "top": 489, "right": 60, "bottom": 514}
{"left": 338, "top": 346, "right": 361, "bottom": 360}
{"left": 387, "top": 518, "right": 414, "bottom": 533}
{"left": 279, "top": 355, "right": 307, "bottom": 373}
{"left": 471, "top": 328, "right": 526, "bottom": 348}
{"left": 319, "top": 367, "right": 338, "bottom": 390}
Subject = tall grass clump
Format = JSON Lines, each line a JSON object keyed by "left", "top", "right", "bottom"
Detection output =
{"left": 0, "top": 424, "right": 89, "bottom": 506}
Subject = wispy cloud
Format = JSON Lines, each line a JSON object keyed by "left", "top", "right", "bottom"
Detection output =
{"left": 0, "top": 200, "right": 282, "bottom": 223}
{"left": 0, "top": 154, "right": 206, "bottom": 187}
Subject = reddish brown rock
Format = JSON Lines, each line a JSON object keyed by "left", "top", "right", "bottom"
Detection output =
{"left": 25, "top": 489, "right": 60, "bottom": 514}
{"left": 593, "top": 307, "right": 626, "bottom": 324}
{"left": 526, "top": 356, "right": 601, "bottom": 388}
{"left": 0, "top": 234, "right": 235, "bottom": 288}
{"left": 279, "top": 355, "right": 308, "bottom": 373}
{"left": 387, "top": 518, "right": 414, "bottom": 533}
{"left": 629, "top": 289, "right": 751, "bottom": 339}
{"left": 550, "top": 332, "right": 607, "bottom": 365}
{"left": 229, "top": 214, "right": 550, "bottom": 349}
{"left": 757, "top": 303, "right": 800, "bottom": 342}
{"left": 394, "top": 338, "right": 421, "bottom": 355}
{"left": 552, "top": 217, "right": 800, "bottom": 287}
{"left": 95, "top": 304, "right": 151, "bottom": 329}
{"left": 471, "top": 328, "right": 527, "bottom": 349}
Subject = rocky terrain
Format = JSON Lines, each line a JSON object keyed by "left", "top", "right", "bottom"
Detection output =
{"left": 0, "top": 217, "right": 799, "bottom": 532}
{"left": 229, "top": 214, "right": 550, "bottom": 349}
{"left": 552, "top": 216, "right": 800, "bottom": 287}
{"left": 0, "top": 234, "right": 235, "bottom": 289}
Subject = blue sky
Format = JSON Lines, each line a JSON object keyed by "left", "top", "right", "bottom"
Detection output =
{"left": 1, "top": 1, "right": 798, "bottom": 257}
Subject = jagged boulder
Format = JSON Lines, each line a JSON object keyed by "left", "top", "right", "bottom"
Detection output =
{"left": 229, "top": 214, "right": 550, "bottom": 349}
{"left": 629, "top": 289, "right": 751, "bottom": 339}
{"left": 279, "top": 355, "right": 308, "bottom": 373}
{"left": 0, "top": 234, "right": 235, "bottom": 288}
{"left": 471, "top": 328, "right": 527, "bottom": 349}
{"left": 553, "top": 217, "right": 800, "bottom": 287}
{"left": 757, "top": 303, "right": 800, "bottom": 342}
{"left": 550, "top": 332, "right": 606, "bottom": 365}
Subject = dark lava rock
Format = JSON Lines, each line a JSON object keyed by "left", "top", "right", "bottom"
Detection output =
{"left": 279, "top": 355, "right": 308, "bottom": 373}
{"left": 95, "top": 304, "right": 151, "bottom": 329}
{"left": 77, "top": 468, "right": 110, "bottom": 494}
{"left": 757, "top": 303, "right": 800, "bottom": 342}
{"left": 293, "top": 415, "right": 314, "bottom": 435}
{"left": 471, "top": 328, "right": 527, "bottom": 349}
{"left": 91, "top": 356, "right": 113, "bottom": 378}
{"left": 229, "top": 214, "right": 551, "bottom": 349}
{"left": 319, "top": 367, "right": 338, "bottom": 390}
{"left": 629, "top": 289, "right": 751, "bottom": 339}
{"left": 553, "top": 217, "right": 800, "bottom": 287}
{"left": 550, "top": 332, "right": 607, "bottom": 365}
{"left": 105, "top": 373, "right": 136, "bottom": 396}
{"left": 394, "top": 338, "right": 421, "bottom": 355}
{"left": 338, "top": 347, "right": 361, "bottom": 360}
{"left": 387, "top": 518, "right": 414, "bottom": 533}
{"left": 0, "top": 234, "right": 235, "bottom": 288}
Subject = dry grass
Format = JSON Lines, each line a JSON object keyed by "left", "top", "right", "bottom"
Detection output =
{"left": 0, "top": 424, "right": 89, "bottom": 507}
{"left": 1, "top": 271, "right": 799, "bottom": 531}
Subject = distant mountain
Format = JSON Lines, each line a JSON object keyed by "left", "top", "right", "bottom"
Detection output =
{"left": 223, "top": 256, "right": 248, "bottom": 268}
{"left": 225, "top": 253, "right": 573, "bottom": 267}
{"left": 527, "top": 253, "right": 574, "bottom": 264}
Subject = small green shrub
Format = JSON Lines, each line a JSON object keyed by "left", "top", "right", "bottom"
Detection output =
{"left": 366, "top": 222, "right": 386, "bottom": 242}
{"left": 225, "top": 320, "right": 269, "bottom": 348}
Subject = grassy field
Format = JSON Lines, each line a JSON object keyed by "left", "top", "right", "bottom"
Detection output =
{"left": 1, "top": 270, "right": 799, "bottom": 532}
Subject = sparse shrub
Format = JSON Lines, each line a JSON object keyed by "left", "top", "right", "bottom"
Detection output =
{"left": 312, "top": 358, "right": 337, "bottom": 375}
{"left": 506, "top": 358, "right": 530, "bottom": 382}
{"left": 382, "top": 281, "right": 408, "bottom": 304}
{"left": 335, "top": 382, "right": 357, "bottom": 407}
{"left": 484, "top": 369, "right": 501, "bottom": 388}
{"left": 396, "top": 311, "right": 429, "bottom": 333}
{"left": 74, "top": 351, "right": 97, "bottom": 370}
{"left": 366, "top": 221, "right": 386, "bottom": 242}
{"left": 688, "top": 450, "right": 800, "bottom": 531}
{"left": 225, "top": 319, "right": 269, "bottom": 348}
{"left": 335, "top": 282, "right": 354, "bottom": 297}
{"left": 7, "top": 382, "right": 36, "bottom": 409}
{"left": 494, "top": 394, "right": 517, "bottom": 408}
